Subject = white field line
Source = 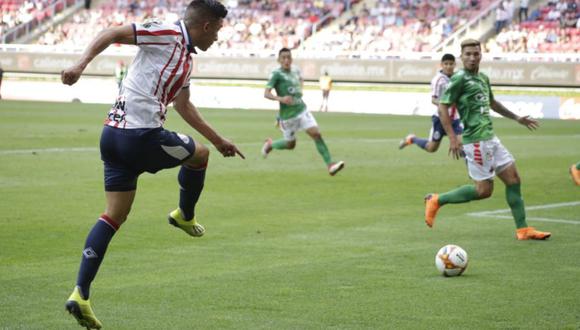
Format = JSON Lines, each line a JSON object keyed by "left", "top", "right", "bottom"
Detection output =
{"left": 0, "top": 147, "right": 98, "bottom": 155}
{"left": 467, "top": 201, "right": 580, "bottom": 225}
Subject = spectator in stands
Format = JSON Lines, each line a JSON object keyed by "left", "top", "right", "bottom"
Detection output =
{"left": 518, "top": 0, "right": 529, "bottom": 22}
{"left": 495, "top": 2, "right": 509, "bottom": 34}
{"left": 504, "top": 0, "right": 515, "bottom": 23}
{"left": 546, "top": 4, "right": 561, "bottom": 21}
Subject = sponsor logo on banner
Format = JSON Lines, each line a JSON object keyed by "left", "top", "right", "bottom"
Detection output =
{"left": 531, "top": 66, "right": 570, "bottom": 81}
{"left": 559, "top": 98, "right": 580, "bottom": 120}
{"left": 397, "top": 64, "right": 433, "bottom": 79}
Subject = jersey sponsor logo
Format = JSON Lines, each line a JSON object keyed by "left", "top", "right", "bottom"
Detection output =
{"left": 475, "top": 93, "right": 488, "bottom": 103}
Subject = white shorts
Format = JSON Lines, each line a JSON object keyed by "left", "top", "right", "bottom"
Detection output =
{"left": 279, "top": 110, "right": 318, "bottom": 141}
{"left": 463, "top": 136, "right": 515, "bottom": 181}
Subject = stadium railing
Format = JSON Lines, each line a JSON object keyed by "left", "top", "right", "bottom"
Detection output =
{"left": 0, "top": 0, "right": 84, "bottom": 44}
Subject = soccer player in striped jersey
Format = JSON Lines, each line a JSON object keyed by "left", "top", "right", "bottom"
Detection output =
{"left": 60, "top": 1, "right": 243, "bottom": 328}
{"left": 424, "top": 39, "right": 551, "bottom": 241}
{"left": 399, "top": 54, "right": 463, "bottom": 153}
{"left": 261, "top": 48, "right": 345, "bottom": 176}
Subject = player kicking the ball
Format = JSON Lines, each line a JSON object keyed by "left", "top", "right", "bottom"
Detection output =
{"left": 261, "top": 48, "right": 344, "bottom": 176}
{"left": 60, "top": 1, "right": 243, "bottom": 328}
{"left": 424, "top": 39, "right": 550, "bottom": 241}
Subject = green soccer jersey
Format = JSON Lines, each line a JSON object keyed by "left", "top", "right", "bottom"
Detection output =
{"left": 440, "top": 69, "right": 495, "bottom": 144}
{"left": 266, "top": 67, "right": 306, "bottom": 120}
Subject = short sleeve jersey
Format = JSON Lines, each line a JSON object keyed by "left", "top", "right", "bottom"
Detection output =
{"left": 106, "top": 20, "right": 194, "bottom": 129}
{"left": 430, "top": 71, "right": 459, "bottom": 120}
{"left": 266, "top": 67, "right": 306, "bottom": 120}
{"left": 439, "top": 69, "right": 495, "bottom": 144}
{"left": 319, "top": 75, "right": 332, "bottom": 91}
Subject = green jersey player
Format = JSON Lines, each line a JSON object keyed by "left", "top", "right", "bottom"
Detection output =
{"left": 424, "top": 39, "right": 550, "bottom": 241}
{"left": 261, "top": 48, "right": 344, "bottom": 176}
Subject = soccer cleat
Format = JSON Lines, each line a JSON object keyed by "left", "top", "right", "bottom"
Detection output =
{"left": 398, "top": 134, "right": 415, "bottom": 150}
{"left": 168, "top": 208, "right": 205, "bottom": 237}
{"left": 65, "top": 286, "right": 103, "bottom": 329}
{"left": 424, "top": 193, "right": 440, "bottom": 228}
{"left": 261, "top": 138, "right": 273, "bottom": 158}
{"left": 328, "top": 161, "right": 345, "bottom": 176}
{"left": 516, "top": 227, "right": 551, "bottom": 240}
{"left": 570, "top": 164, "right": 580, "bottom": 186}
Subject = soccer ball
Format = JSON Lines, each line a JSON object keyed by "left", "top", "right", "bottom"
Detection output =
{"left": 435, "top": 244, "right": 468, "bottom": 277}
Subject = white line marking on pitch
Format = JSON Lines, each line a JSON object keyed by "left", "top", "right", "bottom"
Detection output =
{"left": 467, "top": 201, "right": 580, "bottom": 225}
{"left": 0, "top": 147, "right": 98, "bottom": 155}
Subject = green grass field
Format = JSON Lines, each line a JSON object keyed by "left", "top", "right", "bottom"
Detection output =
{"left": 1, "top": 100, "right": 579, "bottom": 329}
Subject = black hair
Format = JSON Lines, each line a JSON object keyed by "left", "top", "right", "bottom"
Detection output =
{"left": 441, "top": 53, "right": 455, "bottom": 62}
{"left": 278, "top": 47, "right": 291, "bottom": 57}
{"left": 184, "top": 0, "right": 228, "bottom": 26}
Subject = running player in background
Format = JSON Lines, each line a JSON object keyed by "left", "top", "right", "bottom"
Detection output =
{"left": 424, "top": 39, "right": 551, "bottom": 241}
{"left": 60, "top": 1, "right": 243, "bottom": 328}
{"left": 261, "top": 48, "right": 344, "bottom": 176}
{"left": 399, "top": 54, "right": 463, "bottom": 152}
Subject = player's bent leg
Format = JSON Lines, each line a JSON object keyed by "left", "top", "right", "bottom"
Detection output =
{"left": 424, "top": 141, "right": 441, "bottom": 153}
{"left": 497, "top": 163, "right": 551, "bottom": 240}
{"left": 65, "top": 286, "right": 102, "bottom": 329}
{"left": 171, "top": 141, "right": 208, "bottom": 237}
{"left": 306, "top": 127, "right": 344, "bottom": 176}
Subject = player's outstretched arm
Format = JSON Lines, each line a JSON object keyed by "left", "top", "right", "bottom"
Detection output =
{"left": 61, "top": 25, "right": 135, "bottom": 86}
{"left": 438, "top": 103, "right": 462, "bottom": 159}
{"left": 173, "top": 88, "right": 245, "bottom": 159}
{"left": 490, "top": 99, "right": 539, "bottom": 130}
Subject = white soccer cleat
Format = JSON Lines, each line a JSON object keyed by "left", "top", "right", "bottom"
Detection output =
{"left": 328, "top": 161, "right": 345, "bottom": 176}
{"left": 261, "top": 138, "right": 273, "bottom": 158}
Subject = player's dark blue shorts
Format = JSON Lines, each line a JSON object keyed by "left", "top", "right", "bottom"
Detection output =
{"left": 100, "top": 126, "right": 196, "bottom": 191}
{"left": 430, "top": 115, "right": 463, "bottom": 142}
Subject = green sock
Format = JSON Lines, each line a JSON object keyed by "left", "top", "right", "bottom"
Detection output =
{"left": 272, "top": 139, "right": 290, "bottom": 150}
{"left": 314, "top": 138, "right": 332, "bottom": 166}
{"left": 576, "top": 162, "right": 580, "bottom": 170}
{"left": 438, "top": 185, "right": 479, "bottom": 206}
{"left": 506, "top": 183, "right": 528, "bottom": 229}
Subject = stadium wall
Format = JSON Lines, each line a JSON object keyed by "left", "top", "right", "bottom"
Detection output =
{"left": 0, "top": 50, "right": 579, "bottom": 87}
{"left": 2, "top": 76, "right": 579, "bottom": 120}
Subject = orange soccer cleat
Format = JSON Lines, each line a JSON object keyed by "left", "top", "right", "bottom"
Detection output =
{"left": 424, "top": 193, "right": 440, "bottom": 228}
{"left": 570, "top": 164, "right": 580, "bottom": 186}
{"left": 398, "top": 134, "right": 416, "bottom": 150}
{"left": 516, "top": 227, "right": 551, "bottom": 240}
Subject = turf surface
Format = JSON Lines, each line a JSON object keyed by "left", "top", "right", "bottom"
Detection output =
{"left": 0, "top": 100, "right": 579, "bottom": 329}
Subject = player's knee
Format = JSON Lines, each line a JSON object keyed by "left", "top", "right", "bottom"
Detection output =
{"left": 310, "top": 133, "right": 322, "bottom": 140}
{"left": 477, "top": 186, "right": 493, "bottom": 199}
{"left": 186, "top": 143, "right": 209, "bottom": 167}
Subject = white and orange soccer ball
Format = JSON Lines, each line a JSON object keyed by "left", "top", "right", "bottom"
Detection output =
{"left": 435, "top": 244, "right": 468, "bottom": 277}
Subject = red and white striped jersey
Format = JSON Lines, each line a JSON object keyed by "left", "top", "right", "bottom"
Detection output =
{"left": 106, "top": 20, "right": 194, "bottom": 129}
{"left": 430, "top": 71, "right": 459, "bottom": 120}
